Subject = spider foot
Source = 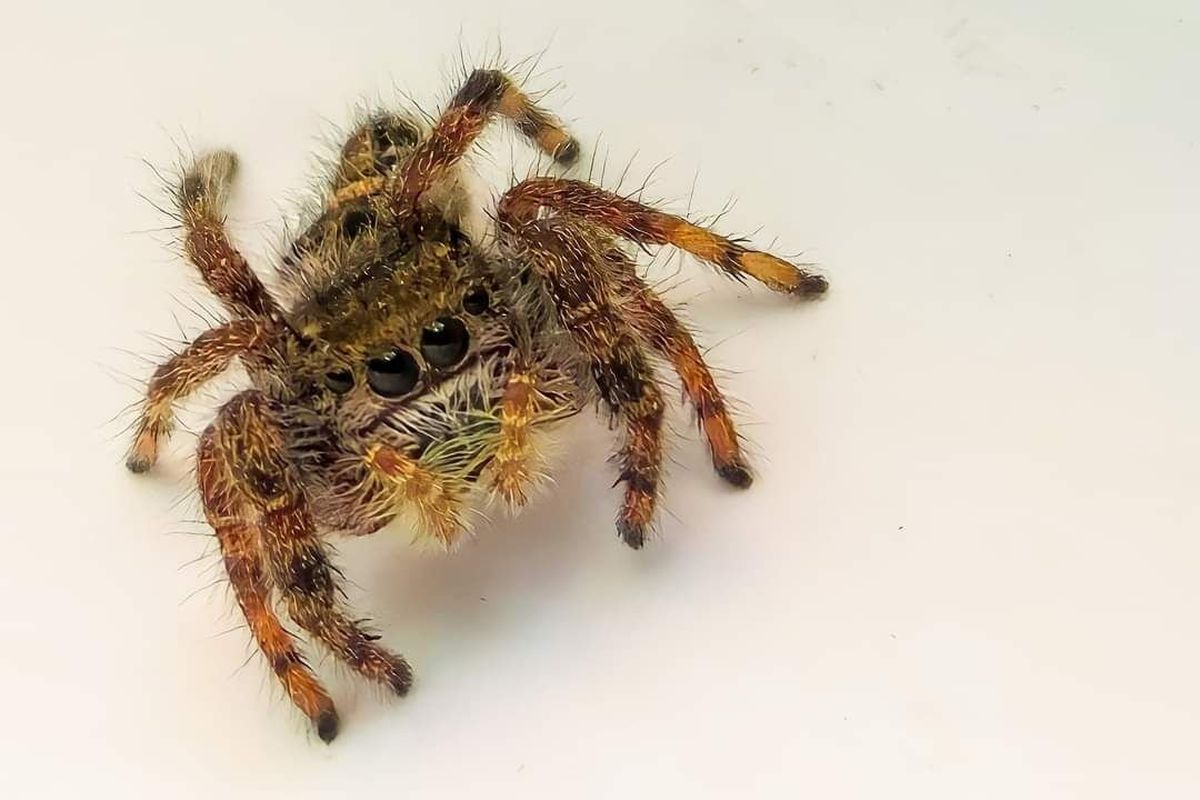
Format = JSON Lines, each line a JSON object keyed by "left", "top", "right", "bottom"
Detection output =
{"left": 315, "top": 708, "right": 340, "bottom": 744}
{"left": 617, "top": 518, "right": 647, "bottom": 550}
{"left": 126, "top": 430, "right": 158, "bottom": 474}
{"left": 790, "top": 272, "right": 829, "bottom": 298}
{"left": 716, "top": 461, "right": 754, "bottom": 489}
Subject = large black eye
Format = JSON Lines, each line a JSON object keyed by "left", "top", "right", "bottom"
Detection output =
{"left": 462, "top": 286, "right": 489, "bottom": 315}
{"left": 366, "top": 350, "right": 421, "bottom": 398}
{"left": 420, "top": 317, "right": 470, "bottom": 368}
{"left": 324, "top": 369, "right": 355, "bottom": 395}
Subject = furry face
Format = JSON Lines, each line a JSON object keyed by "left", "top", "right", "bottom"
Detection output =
{"left": 126, "top": 65, "right": 827, "bottom": 743}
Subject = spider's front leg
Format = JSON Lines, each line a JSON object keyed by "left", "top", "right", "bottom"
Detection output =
{"left": 504, "top": 222, "right": 666, "bottom": 548}
{"left": 200, "top": 392, "right": 412, "bottom": 741}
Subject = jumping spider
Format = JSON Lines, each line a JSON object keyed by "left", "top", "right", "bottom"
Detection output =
{"left": 127, "top": 68, "right": 827, "bottom": 742}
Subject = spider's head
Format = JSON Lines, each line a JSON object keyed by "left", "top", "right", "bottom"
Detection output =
{"left": 281, "top": 215, "right": 523, "bottom": 467}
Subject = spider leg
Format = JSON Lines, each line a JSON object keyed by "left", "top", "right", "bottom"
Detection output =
{"left": 391, "top": 69, "right": 578, "bottom": 212}
{"left": 177, "top": 151, "right": 280, "bottom": 318}
{"left": 504, "top": 221, "right": 665, "bottom": 549}
{"left": 612, "top": 264, "right": 753, "bottom": 487}
{"left": 205, "top": 392, "right": 413, "bottom": 741}
{"left": 126, "top": 318, "right": 270, "bottom": 473}
{"left": 497, "top": 178, "right": 828, "bottom": 296}
{"left": 197, "top": 423, "right": 337, "bottom": 741}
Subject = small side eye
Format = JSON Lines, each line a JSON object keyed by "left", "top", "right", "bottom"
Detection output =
{"left": 324, "top": 369, "right": 355, "bottom": 394}
{"left": 371, "top": 119, "right": 394, "bottom": 148}
{"left": 420, "top": 317, "right": 470, "bottom": 368}
{"left": 448, "top": 225, "right": 471, "bottom": 254}
{"left": 462, "top": 286, "right": 489, "bottom": 315}
{"left": 366, "top": 350, "right": 421, "bottom": 398}
{"left": 340, "top": 208, "right": 375, "bottom": 238}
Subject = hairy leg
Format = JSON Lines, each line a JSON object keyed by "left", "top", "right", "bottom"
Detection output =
{"left": 127, "top": 318, "right": 270, "bottom": 473}
{"left": 506, "top": 221, "right": 665, "bottom": 548}
{"left": 391, "top": 69, "right": 578, "bottom": 212}
{"left": 498, "top": 178, "right": 827, "bottom": 296}
{"left": 197, "top": 426, "right": 338, "bottom": 741}
{"left": 614, "top": 267, "right": 752, "bottom": 487}
{"left": 210, "top": 392, "right": 412, "bottom": 741}
{"left": 177, "top": 151, "right": 280, "bottom": 318}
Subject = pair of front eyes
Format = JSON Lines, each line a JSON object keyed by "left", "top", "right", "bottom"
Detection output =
{"left": 323, "top": 287, "right": 489, "bottom": 399}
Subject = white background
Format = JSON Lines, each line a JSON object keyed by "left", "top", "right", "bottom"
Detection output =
{"left": 1, "top": 1, "right": 1197, "bottom": 797}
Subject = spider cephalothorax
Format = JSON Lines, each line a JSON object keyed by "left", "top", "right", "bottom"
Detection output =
{"left": 127, "top": 67, "right": 827, "bottom": 742}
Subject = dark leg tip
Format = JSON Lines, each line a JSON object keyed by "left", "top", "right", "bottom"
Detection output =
{"left": 315, "top": 709, "right": 340, "bottom": 744}
{"left": 716, "top": 462, "right": 754, "bottom": 489}
{"left": 125, "top": 454, "right": 153, "bottom": 474}
{"left": 387, "top": 662, "right": 414, "bottom": 697}
{"left": 553, "top": 137, "right": 581, "bottom": 166}
{"left": 791, "top": 274, "right": 829, "bottom": 298}
{"left": 617, "top": 519, "right": 646, "bottom": 550}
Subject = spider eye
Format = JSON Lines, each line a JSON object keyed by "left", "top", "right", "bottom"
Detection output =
{"left": 324, "top": 369, "right": 355, "bottom": 395}
{"left": 448, "top": 225, "right": 471, "bottom": 253}
{"left": 462, "top": 286, "right": 489, "bottom": 315}
{"left": 340, "top": 207, "right": 374, "bottom": 239}
{"left": 366, "top": 350, "right": 421, "bottom": 398}
{"left": 420, "top": 317, "right": 470, "bottom": 368}
{"left": 371, "top": 119, "right": 393, "bottom": 148}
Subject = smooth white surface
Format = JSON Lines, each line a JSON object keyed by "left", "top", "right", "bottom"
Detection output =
{"left": 1, "top": 1, "right": 1197, "bottom": 797}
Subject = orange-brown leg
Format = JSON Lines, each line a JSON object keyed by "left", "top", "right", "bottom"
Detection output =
{"left": 391, "top": 69, "right": 578, "bottom": 212}
{"left": 205, "top": 392, "right": 412, "bottom": 741}
{"left": 497, "top": 178, "right": 828, "bottom": 296}
{"left": 506, "top": 221, "right": 665, "bottom": 548}
{"left": 197, "top": 427, "right": 338, "bottom": 741}
{"left": 618, "top": 273, "right": 752, "bottom": 487}
{"left": 178, "top": 151, "right": 280, "bottom": 318}
{"left": 127, "top": 318, "right": 269, "bottom": 473}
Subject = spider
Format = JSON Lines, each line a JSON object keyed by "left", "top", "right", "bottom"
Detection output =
{"left": 126, "top": 67, "right": 828, "bottom": 742}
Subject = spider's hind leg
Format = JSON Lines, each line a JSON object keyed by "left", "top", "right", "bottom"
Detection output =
{"left": 176, "top": 151, "right": 279, "bottom": 318}
{"left": 391, "top": 68, "right": 579, "bottom": 211}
